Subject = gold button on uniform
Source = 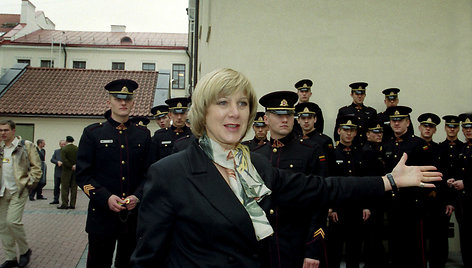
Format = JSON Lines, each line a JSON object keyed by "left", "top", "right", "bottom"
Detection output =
{"left": 121, "top": 145, "right": 125, "bottom": 149}
{"left": 122, "top": 177, "right": 125, "bottom": 181}
{"left": 273, "top": 148, "right": 277, "bottom": 153}
{"left": 119, "top": 131, "right": 123, "bottom": 134}
{"left": 269, "top": 209, "right": 275, "bottom": 215}
{"left": 122, "top": 161, "right": 125, "bottom": 164}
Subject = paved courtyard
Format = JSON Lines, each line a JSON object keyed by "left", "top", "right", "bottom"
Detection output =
{"left": 0, "top": 189, "right": 466, "bottom": 268}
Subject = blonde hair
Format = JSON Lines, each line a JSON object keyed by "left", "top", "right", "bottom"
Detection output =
{"left": 189, "top": 68, "right": 257, "bottom": 138}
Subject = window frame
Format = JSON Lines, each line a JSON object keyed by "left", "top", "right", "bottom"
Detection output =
{"left": 172, "top": 64, "right": 186, "bottom": 89}
{"left": 72, "top": 61, "right": 86, "bottom": 69}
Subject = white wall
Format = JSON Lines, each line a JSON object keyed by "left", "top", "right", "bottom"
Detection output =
{"left": 6, "top": 116, "right": 160, "bottom": 190}
{"left": 197, "top": 0, "right": 472, "bottom": 142}
{"left": 0, "top": 45, "right": 190, "bottom": 96}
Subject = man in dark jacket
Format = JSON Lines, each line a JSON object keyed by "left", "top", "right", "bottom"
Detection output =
{"left": 49, "top": 139, "right": 66, "bottom": 204}
{"left": 76, "top": 79, "right": 151, "bottom": 268}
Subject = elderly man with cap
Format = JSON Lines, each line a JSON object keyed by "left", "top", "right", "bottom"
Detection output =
{"left": 447, "top": 113, "right": 472, "bottom": 267}
{"left": 334, "top": 82, "right": 377, "bottom": 147}
{"left": 57, "top": 136, "right": 78, "bottom": 210}
{"left": 253, "top": 91, "right": 328, "bottom": 268}
{"left": 382, "top": 106, "right": 432, "bottom": 268}
{"left": 417, "top": 113, "right": 454, "bottom": 268}
{"left": 294, "top": 79, "right": 325, "bottom": 133}
{"left": 242, "top": 112, "right": 269, "bottom": 151}
{"left": 295, "top": 102, "right": 335, "bottom": 173}
{"left": 150, "top": 105, "right": 170, "bottom": 129}
{"left": 76, "top": 79, "right": 151, "bottom": 268}
{"left": 377, "top": 88, "right": 414, "bottom": 142}
{"left": 150, "top": 97, "right": 192, "bottom": 163}
{"left": 328, "top": 115, "right": 370, "bottom": 268}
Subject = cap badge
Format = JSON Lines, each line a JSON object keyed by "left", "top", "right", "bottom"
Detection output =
{"left": 303, "top": 107, "right": 310, "bottom": 113}
{"left": 177, "top": 102, "right": 182, "bottom": 108}
{"left": 466, "top": 118, "right": 471, "bottom": 123}
{"left": 138, "top": 121, "right": 145, "bottom": 126}
{"left": 280, "top": 99, "right": 288, "bottom": 107}
{"left": 155, "top": 111, "right": 163, "bottom": 116}
{"left": 451, "top": 119, "right": 456, "bottom": 123}
{"left": 376, "top": 124, "right": 381, "bottom": 128}
{"left": 394, "top": 110, "right": 400, "bottom": 115}
{"left": 390, "top": 91, "right": 394, "bottom": 95}
{"left": 347, "top": 120, "right": 352, "bottom": 125}
{"left": 358, "top": 86, "right": 363, "bottom": 90}
{"left": 258, "top": 116, "right": 263, "bottom": 121}
{"left": 303, "top": 83, "right": 308, "bottom": 88}
{"left": 121, "top": 86, "right": 129, "bottom": 93}
{"left": 427, "top": 118, "right": 432, "bottom": 123}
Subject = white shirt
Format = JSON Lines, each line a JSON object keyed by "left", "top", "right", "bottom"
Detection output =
{"left": 1, "top": 137, "right": 19, "bottom": 196}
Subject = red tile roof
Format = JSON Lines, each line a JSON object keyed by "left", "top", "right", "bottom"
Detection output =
{"left": 0, "top": 67, "right": 158, "bottom": 117}
{"left": 0, "top": 14, "right": 20, "bottom": 36}
{"left": 6, "top": 29, "right": 188, "bottom": 49}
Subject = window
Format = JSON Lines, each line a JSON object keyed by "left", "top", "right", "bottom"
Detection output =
{"left": 15, "top": 124, "right": 35, "bottom": 142}
{"left": 142, "top": 63, "right": 155, "bottom": 71}
{"left": 73, "top": 61, "right": 86, "bottom": 69}
{"left": 17, "top": 59, "right": 30, "bottom": 66}
{"left": 40, "top": 60, "right": 54, "bottom": 68}
{"left": 112, "top": 62, "right": 125, "bottom": 70}
{"left": 172, "top": 64, "right": 185, "bottom": 89}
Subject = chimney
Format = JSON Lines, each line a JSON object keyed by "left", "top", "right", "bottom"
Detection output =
{"left": 111, "top": 25, "right": 126, "bottom": 32}
{"left": 20, "top": 0, "right": 36, "bottom": 24}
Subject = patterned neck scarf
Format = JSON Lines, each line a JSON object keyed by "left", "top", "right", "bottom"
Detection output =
{"left": 199, "top": 134, "right": 273, "bottom": 241}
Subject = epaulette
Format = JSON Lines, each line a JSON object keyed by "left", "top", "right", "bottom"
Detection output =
{"left": 86, "top": 122, "right": 105, "bottom": 131}
{"left": 175, "top": 135, "right": 191, "bottom": 143}
{"left": 252, "top": 143, "right": 267, "bottom": 151}
{"left": 133, "top": 123, "right": 149, "bottom": 132}
{"left": 154, "top": 128, "right": 168, "bottom": 135}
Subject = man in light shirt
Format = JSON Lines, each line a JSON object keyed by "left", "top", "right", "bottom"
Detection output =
{"left": 0, "top": 119, "right": 42, "bottom": 268}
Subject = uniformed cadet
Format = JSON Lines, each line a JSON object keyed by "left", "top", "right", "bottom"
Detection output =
{"left": 150, "top": 104, "right": 170, "bottom": 129}
{"left": 448, "top": 113, "right": 472, "bottom": 267}
{"left": 328, "top": 115, "right": 369, "bottom": 268}
{"left": 361, "top": 118, "right": 388, "bottom": 268}
{"left": 440, "top": 115, "right": 464, "bottom": 182}
{"left": 149, "top": 97, "right": 192, "bottom": 163}
{"left": 382, "top": 106, "right": 431, "bottom": 268}
{"left": 295, "top": 101, "right": 334, "bottom": 174}
{"left": 334, "top": 82, "right": 377, "bottom": 147}
{"left": 76, "top": 79, "right": 151, "bottom": 268}
{"left": 241, "top": 112, "right": 269, "bottom": 151}
{"left": 417, "top": 113, "right": 454, "bottom": 268}
{"left": 253, "top": 91, "right": 328, "bottom": 268}
{"left": 294, "top": 79, "right": 325, "bottom": 133}
{"left": 377, "top": 88, "right": 414, "bottom": 143}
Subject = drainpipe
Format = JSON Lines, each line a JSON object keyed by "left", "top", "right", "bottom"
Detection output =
{"left": 62, "top": 44, "right": 67, "bottom": 68}
{"left": 192, "top": 0, "right": 199, "bottom": 94}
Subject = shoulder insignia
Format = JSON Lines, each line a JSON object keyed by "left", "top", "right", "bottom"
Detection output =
{"left": 319, "top": 155, "right": 326, "bottom": 161}
{"left": 423, "top": 145, "right": 429, "bottom": 150}
{"left": 328, "top": 143, "right": 333, "bottom": 148}
{"left": 87, "top": 122, "right": 104, "bottom": 131}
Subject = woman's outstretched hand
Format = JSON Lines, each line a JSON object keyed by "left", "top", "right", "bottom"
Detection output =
{"left": 384, "top": 153, "right": 442, "bottom": 190}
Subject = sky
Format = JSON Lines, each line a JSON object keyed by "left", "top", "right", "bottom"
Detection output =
{"left": 0, "top": 0, "right": 189, "bottom": 33}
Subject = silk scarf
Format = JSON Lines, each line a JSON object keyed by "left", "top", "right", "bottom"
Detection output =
{"left": 199, "top": 134, "right": 274, "bottom": 241}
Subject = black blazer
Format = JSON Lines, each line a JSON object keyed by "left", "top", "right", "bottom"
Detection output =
{"left": 131, "top": 139, "right": 384, "bottom": 268}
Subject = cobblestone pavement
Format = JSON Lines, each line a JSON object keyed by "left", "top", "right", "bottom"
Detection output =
{"left": 0, "top": 189, "right": 465, "bottom": 268}
{"left": 0, "top": 189, "right": 88, "bottom": 268}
